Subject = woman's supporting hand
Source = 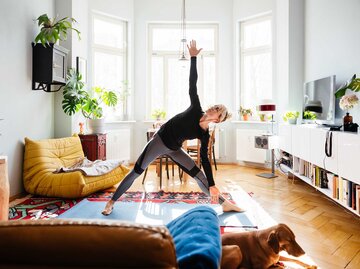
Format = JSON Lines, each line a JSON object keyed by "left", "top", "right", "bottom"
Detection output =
{"left": 209, "top": 185, "right": 220, "bottom": 204}
{"left": 187, "top": 39, "right": 203, "bottom": 57}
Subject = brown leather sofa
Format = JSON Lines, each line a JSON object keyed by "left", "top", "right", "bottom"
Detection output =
{"left": 0, "top": 218, "right": 178, "bottom": 269}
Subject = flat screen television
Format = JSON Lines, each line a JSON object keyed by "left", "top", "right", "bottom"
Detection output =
{"left": 302, "top": 75, "right": 336, "bottom": 124}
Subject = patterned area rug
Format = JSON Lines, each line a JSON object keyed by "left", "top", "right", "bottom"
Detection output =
{"left": 8, "top": 191, "right": 235, "bottom": 221}
{"left": 8, "top": 197, "right": 81, "bottom": 220}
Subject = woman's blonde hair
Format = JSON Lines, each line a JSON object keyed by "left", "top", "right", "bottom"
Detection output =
{"left": 207, "top": 104, "right": 232, "bottom": 122}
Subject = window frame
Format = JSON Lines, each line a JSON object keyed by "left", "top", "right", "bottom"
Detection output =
{"left": 147, "top": 23, "right": 219, "bottom": 119}
{"left": 91, "top": 12, "right": 129, "bottom": 118}
{"left": 238, "top": 14, "right": 273, "bottom": 114}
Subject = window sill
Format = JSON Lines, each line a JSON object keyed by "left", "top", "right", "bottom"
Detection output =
{"left": 105, "top": 120, "right": 136, "bottom": 124}
{"left": 232, "top": 120, "right": 275, "bottom": 124}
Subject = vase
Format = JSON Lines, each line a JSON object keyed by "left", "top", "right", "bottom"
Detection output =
{"left": 343, "top": 112, "right": 353, "bottom": 126}
{"left": 242, "top": 114, "right": 249, "bottom": 121}
{"left": 87, "top": 118, "right": 105, "bottom": 134}
{"left": 288, "top": 118, "right": 297, "bottom": 125}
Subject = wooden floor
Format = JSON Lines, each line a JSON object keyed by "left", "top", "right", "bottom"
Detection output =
{"left": 127, "top": 164, "right": 360, "bottom": 269}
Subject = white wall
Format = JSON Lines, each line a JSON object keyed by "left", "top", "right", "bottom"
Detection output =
{"left": 304, "top": 0, "right": 360, "bottom": 124}
{"left": 0, "top": 0, "right": 55, "bottom": 196}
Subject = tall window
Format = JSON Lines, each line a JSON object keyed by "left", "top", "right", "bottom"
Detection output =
{"left": 148, "top": 24, "right": 218, "bottom": 119}
{"left": 240, "top": 15, "right": 272, "bottom": 111}
{"left": 92, "top": 13, "right": 128, "bottom": 118}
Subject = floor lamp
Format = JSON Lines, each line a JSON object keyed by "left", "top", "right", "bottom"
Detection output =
{"left": 256, "top": 100, "right": 278, "bottom": 179}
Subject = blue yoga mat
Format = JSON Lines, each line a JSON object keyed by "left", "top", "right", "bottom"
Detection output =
{"left": 58, "top": 200, "right": 255, "bottom": 227}
{"left": 58, "top": 190, "right": 275, "bottom": 228}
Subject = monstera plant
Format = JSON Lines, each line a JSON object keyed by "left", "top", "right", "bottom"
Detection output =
{"left": 335, "top": 74, "right": 360, "bottom": 99}
{"left": 62, "top": 69, "right": 118, "bottom": 133}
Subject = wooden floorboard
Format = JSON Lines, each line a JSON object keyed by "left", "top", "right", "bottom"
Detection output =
{"left": 128, "top": 164, "right": 360, "bottom": 269}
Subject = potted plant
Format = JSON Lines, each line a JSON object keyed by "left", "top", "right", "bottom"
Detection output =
{"left": 303, "top": 111, "right": 317, "bottom": 120}
{"left": 239, "top": 106, "right": 252, "bottom": 121}
{"left": 283, "top": 111, "right": 300, "bottom": 124}
{"left": 34, "top": 14, "right": 81, "bottom": 46}
{"left": 151, "top": 109, "right": 167, "bottom": 129}
{"left": 62, "top": 69, "right": 118, "bottom": 133}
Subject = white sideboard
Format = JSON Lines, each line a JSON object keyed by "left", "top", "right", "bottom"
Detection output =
{"left": 278, "top": 124, "right": 360, "bottom": 216}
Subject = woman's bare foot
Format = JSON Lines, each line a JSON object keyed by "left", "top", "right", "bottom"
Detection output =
{"left": 221, "top": 199, "right": 245, "bottom": 212}
{"left": 102, "top": 200, "right": 115, "bottom": 216}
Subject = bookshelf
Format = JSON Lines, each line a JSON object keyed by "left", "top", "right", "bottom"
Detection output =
{"left": 278, "top": 124, "right": 360, "bottom": 217}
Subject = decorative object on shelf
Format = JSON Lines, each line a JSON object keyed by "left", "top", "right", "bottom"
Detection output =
{"left": 335, "top": 74, "right": 360, "bottom": 98}
{"left": 179, "top": 0, "right": 188, "bottom": 61}
{"left": 76, "top": 57, "right": 87, "bottom": 84}
{"left": 339, "top": 93, "right": 359, "bottom": 132}
{"left": 283, "top": 111, "right": 300, "bottom": 125}
{"left": 256, "top": 99, "right": 278, "bottom": 179}
{"left": 79, "top": 122, "right": 84, "bottom": 135}
{"left": 151, "top": 109, "right": 167, "bottom": 129}
{"left": 257, "top": 99, "right": 276, "bottom": 132}
{"left": 62, "top": 69, "right": 118, "bottom": 134}
{"left": 32, "top": 14, "right": 81, "bottom": 93}
{"left": 239, "top": 106, "right": 252, "bottom": 121}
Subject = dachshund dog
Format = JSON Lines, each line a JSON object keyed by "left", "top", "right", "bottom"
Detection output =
{"left": 221, "top": 223, "right": 317, "bottom": 269}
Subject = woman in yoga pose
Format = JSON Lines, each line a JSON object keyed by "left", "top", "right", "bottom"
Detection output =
{"left": 102, "top": 40, "right": 244, "bottom": 215}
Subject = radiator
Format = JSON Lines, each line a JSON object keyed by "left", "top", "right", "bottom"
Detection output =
{"left": 106, "top": 129, "right": 131, "bottom": 161}
{"left": 236, "top": 129, "right": 267, "bottom": 163}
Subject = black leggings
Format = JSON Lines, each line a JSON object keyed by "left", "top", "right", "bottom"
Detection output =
{"left": 111, "top": 134, "right": 225, "bottom": 204}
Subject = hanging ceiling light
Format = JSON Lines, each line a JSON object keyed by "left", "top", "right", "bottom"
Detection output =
{"left": 179, "top": 0, "right": 188, "bottom": 61}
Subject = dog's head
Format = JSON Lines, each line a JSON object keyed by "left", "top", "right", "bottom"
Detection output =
{"left": 267, "top": 223, "right": 305, "bottom": 257}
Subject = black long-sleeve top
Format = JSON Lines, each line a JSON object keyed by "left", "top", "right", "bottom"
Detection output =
{"left": 157, "top": 57, "right": 215, "bottom": 186}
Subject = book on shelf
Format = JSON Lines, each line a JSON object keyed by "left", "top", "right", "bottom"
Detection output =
{"left": 299, "top": 159, "right": 305, "bottom": 175}
{"left": 332, "top": 175, "right": 338, "bottom": 199}
{"left": 339, "top": 177, "right": 343, "bottom": 202}
{"left": 352, "top": 183, "right": 357, "bottom": 211}
{"left": 348, "top": 181, "right": 353, "bottom": 208}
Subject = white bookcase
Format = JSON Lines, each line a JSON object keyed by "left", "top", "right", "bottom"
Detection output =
{"left": 278, "top": 124, "right": 360, "bottom": 217}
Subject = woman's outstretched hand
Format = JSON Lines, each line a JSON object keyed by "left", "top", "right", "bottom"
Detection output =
{"left": 187, "top": 39, "right": 203, "bottom": 57}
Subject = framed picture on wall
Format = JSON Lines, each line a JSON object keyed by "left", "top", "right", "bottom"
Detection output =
{"left": 76, "top": 56, "right": 87, "bottom": 83}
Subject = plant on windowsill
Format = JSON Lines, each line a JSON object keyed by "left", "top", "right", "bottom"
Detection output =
{"left": 34, "top": 14, "right": 81, "bottom": 46}
{"left": 239, "top": 106, "right": 252, "bottom": 121}
{"left": 283, "top": 111, "right": 300, "bottom": 124}
{"left": 151, "top": 109, "right": 167, "bottom": 129}
{"left": 303, "top": 111, "right": 317, "bottom": 121}
{"left": 62, "top": 69, "right": 118, "bottom": 133}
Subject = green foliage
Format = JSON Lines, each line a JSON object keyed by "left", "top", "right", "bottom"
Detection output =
{"left": 151, "top": 109, "right": 166, "bottom": 120}
{"left": 239, "top": 106, "right": 252, "bottom": 116}
{"left": 62, "top": 69, "right": 118, "bottom": 119}
{"left": 335, "top": 74, "right": 360, "bottom": 99}
{"left": 303, "top": 110, "right": 317, "bottom": 120}
{"left": 34, "top": 14, "right": 81, "bottom": 46}
{"left": 283, "top": 111, "right": 300, "bottom": 122}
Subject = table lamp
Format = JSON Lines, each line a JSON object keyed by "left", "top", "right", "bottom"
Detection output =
{"left": 256, "top": 99, "right": 278, "bottom": 178}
